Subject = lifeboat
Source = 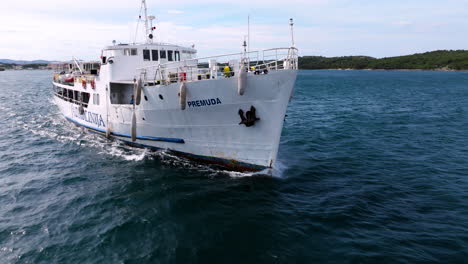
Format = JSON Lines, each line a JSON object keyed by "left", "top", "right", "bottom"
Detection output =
{"left": 64, "top": 76, "right": 74, "bottom": 83}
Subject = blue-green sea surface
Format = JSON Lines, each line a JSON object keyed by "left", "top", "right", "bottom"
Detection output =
{"left": 0, "top": 70, "right": 467, "bottom": 263}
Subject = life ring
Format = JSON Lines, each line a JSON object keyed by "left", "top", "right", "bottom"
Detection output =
{"left": 82, "top": 79, "right": 87, "bottom": 89}
{"left": 90, "top": 80, "right": 96, "bottom": 89}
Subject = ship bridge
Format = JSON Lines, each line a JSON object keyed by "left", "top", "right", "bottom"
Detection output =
{"left": 100, "top": 43, "right": 197, "bottom": 81}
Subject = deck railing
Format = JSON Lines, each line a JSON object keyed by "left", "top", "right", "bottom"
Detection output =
{"left": 136, "top": 47, "right": 298, "bottom": 85}
{"left": 54, "top": 91, "right": 89, "bottom": 108}
{"left": 53, "top": 73, "right": 97, "bottom": 87}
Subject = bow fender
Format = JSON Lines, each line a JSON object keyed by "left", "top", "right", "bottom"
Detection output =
{"left": 179, "top": 82, "right": 187, "bottom": 110}
{"left": 238, "top": 65, "right": 247, "bottom": 95}
{"left": 131, "top": 111, "right": 137, "bottom": 142}
{"left": 135, "top": 78, "right": 143, "bottom": 105}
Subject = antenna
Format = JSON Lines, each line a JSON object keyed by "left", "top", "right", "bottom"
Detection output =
{"left": 289, "top": 18, "right": 295, "bottom": 48}
{"left": 148, "top": 15, "right": 156, "bottom": 43}
{"left": 247, "top": 15, "right": 250, "bottom": 53}
{"left": 243, "top": 36, "right": 247, "bottom": 54}
{"left": 143, "top": 0, "right": 149, "bottom": 40}
{"left": 141, "top": 0, "right": 155, "bottom": 43}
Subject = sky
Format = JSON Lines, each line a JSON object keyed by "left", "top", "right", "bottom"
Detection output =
{"left": 1, "top": 0, "right": 467, "bottom": 61}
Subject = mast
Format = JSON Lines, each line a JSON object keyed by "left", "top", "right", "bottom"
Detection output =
{"left": 142, "top": 0, "right": 155, "bottom": 43}
{"left": 247, "top": 15, "right": 250, "bottom": 53}
{"left": 289, "top": 18, "right": 295, "bottom": 48}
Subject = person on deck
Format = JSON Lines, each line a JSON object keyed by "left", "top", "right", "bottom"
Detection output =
{"left": 223, "top": 65, "right": 231, "bottom": 78}
{"left": 130, "top": 95, "right": 134, "bottom": 105}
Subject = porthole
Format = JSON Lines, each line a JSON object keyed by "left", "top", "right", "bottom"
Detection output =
{"left": 144, "top": 95, "right": 148, "bottom": 101}
{"left": 159, "top": 94, "right": 164, "bottom": 100}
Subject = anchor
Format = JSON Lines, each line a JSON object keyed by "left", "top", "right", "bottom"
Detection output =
{"left": 238, "top": 106, "right": 260, "bottom": 127}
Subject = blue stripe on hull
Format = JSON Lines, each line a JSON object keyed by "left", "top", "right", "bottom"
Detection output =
{"left": 64, "top": 116, "right": 267, "bottom": 172}
{"left": 65, "top": 117, "right": 184, "bottom": 143}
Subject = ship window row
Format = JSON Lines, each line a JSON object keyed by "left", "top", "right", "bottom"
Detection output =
{"left": 122, "top": 48, "right": 187, "bottom": 60}
{"left": 124, "top": 48, "right": 138, "bottom": 56}
{"left": 54, "top": 86, "right": 90, "bottom": 107}
{"left": 143, "top": 49, "right": 180, "bottom": 62}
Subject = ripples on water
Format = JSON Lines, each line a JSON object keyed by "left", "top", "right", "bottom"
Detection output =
{"left": 0, "top": 70, "right": 467, "bottom": 263}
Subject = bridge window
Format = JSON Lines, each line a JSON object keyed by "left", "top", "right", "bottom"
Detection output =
{"left": 160, "top": 50, "right": 166, "bottom": 59}
{"left": 175, "top": 51, "right": 180, "bottom": 61}
{"left": 124, "top": 48, "right": 138, "bottom": 56}
{"left": 152, "top": 50, "right": 158, "bottom": 61}
{"left": 168, "top": 50, "right": 173, "bottom": 61}
{"left": 143, "top": 49, "right": 150, "bottom": 61}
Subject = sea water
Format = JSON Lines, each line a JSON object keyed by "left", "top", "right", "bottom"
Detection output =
{"left": 0, "top": 70, "right": 467, "bottom": 263}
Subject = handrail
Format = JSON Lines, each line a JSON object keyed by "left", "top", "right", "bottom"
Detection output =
{"left": 106, "top": 42, "right": 189, "bottom": 48}
{"left": 72, "top": 57, "right": 84, "bottom": 74}
{"left": 135, "top": 47, "right": 298, "bottom": 85}
{"left": 54, "top": 92, "right": 89, "bottom": 107}
{"left": 137, "top": 47, "right": 297, "bottom": 71}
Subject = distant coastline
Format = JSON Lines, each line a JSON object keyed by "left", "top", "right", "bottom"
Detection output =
{"left": 299, "top": 50, "right": 468, "bottom": 71}
{"left": 307, "top": 68, "right": 468, "bottom": 72}
{"left": 0, "top": 59, "right": 56, "bottom": 70}
{"left": 2, "top": 50, "right": 468, "bottom": 71}
{"left": 0, "top": 63, "right": 51, "bottom": 70}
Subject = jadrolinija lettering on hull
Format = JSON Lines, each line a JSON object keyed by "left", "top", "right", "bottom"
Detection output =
{"left": 50, "top": 0, "right": 299, "bottom": 172}
{"left": 73, "top": 108, "right": 106, "bottom": 128}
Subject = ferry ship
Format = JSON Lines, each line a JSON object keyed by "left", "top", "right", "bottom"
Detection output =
{"left": 52, "top": 0, "right": 298, "bottom": 172}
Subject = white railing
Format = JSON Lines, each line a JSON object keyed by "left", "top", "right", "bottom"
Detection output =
{"left": 136, "top": 47, "right": 298, "bottom": 85}
{"left": 53, "top": 73, "right": 97, "bottom": 86}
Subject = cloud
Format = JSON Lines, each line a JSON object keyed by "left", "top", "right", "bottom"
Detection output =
{"left": 1, "top": 0, "right": 467, "bottom": 60}
{"left": 0, "top": 3, "right": 302, "bottom": 60}
{"left": 167, "top": 10, "right": 184, "bottom": 14}
{"left": 0, "top": 12, "right": 131, "bottom": 60}
{"left": 392, "top": 21, "right": 412, "bottom": 26}
{"left": 0, "top": 0, "right": 328, "bottom": 14}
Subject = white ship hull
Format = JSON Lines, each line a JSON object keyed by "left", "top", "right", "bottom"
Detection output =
{"left": 53, "top": 69, "right": 296, "bottom": 171}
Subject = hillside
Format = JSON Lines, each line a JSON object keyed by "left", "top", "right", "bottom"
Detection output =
{"left": 2, "top": 50, "right": 468, "bottom": 71}
{"left": 299, "top": 50, "right": 468, "bottom": 70}
{"left": 0, "top": 63, "right": 49, "bottom": 70}
{"left": 0, "top": 59, "right": 53, "bottom": 65}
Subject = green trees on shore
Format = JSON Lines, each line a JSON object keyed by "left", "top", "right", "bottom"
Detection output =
{"left": 2, "top": 50, "right": 468, "bottom": 71}
{"left": 0, "top": 63, "right": 48, "bottom": 70}
{"left": 299, "top": 50, "right": 468, "bottom": 70}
